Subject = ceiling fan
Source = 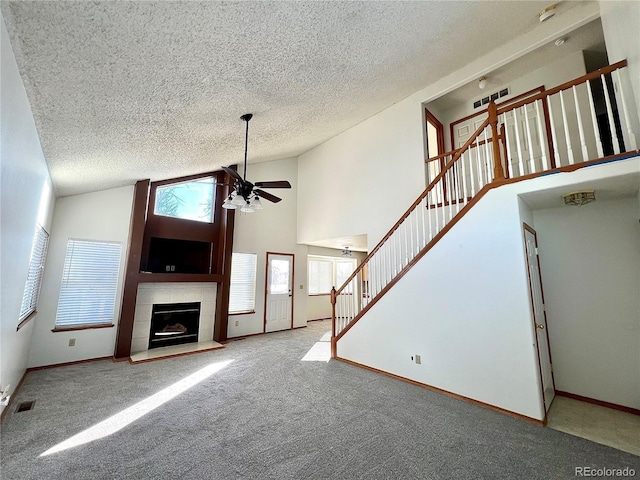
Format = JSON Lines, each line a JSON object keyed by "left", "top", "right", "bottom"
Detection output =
{"left": 221, "top": 113, "right": 291, "bottom": 212}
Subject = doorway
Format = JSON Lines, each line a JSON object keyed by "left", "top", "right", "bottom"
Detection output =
{"left": 523, "top": 223, "right": 555, "bottom": 417}
{"left": 264, "top": 252, "right": 294, "bottom": 333}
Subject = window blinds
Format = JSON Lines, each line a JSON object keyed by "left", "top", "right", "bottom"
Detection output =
{"left": 229, "top": 253, "right": 257, "bottom": 313}
{"left": 19, "top": 225, "right": 50, "bottom": 322}
{"left": 308, "top": 258, "right": 333, "bottom": 294}
{"left": 55, "top": 239, "right": 122, "bottom": 327}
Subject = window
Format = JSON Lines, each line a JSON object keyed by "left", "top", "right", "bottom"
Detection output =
{"left": 308, "top": 256, "right": 356, "bottom": 295}
{"left": 154, "top": 177, "right": 215, "bottom": 223}
{"left": 19, "top": 225, "right": 50, "bottom": 323}
{"left": 229, "top": 253, "right": 257, "bottom": 314}
{"left": 55, "top": 239, "right": 122, "bottom": 328}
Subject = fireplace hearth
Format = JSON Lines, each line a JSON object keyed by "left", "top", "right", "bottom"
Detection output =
{"left": 149, "top": 302, "right": 200, "bottom": 349}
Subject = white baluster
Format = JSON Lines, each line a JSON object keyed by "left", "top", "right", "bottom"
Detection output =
{"left": 523, "top": 105, "right": 536, "bottom": 173}
{"left": 421, "top": 197, "right": 427, "bottom": 249}
{"left": 440, "top": 179, "right": 446, "bottom": 229}
{"left": 482, "top": 127, "right": 491, "bottom": 181}
{"left": 511, "top": 110, "right": 525, "bottom": 175}
{"left": 454, "top": 160, "right": 461, "bottom": 213}
{"left": 475, "top": 139, "right": 484, "bottom": 189}
{"left": 460, "top": 151, "right": 468, "bottom": 206}
{"left": 602, "top": 73, "right": 620, "bottom": 155}
{"left": 559, "top": 89, "right": 575, "bottom": 164}
{"left": 546, "top": 96, "right": 561, "bottom": 167}
{"left": 586, "top": 79, "right": 605, "bottom": 158}
{"left": 468, "top": 146, "right": 477, "bottom": 196}
{"left": 572, "top": 85, "right": 589, "bottom": 162}
{"left": 614, "top": 68, "right": 637, "bottom": 150}
{"left": 534, "top": 100, "right": 549, "bottom": 171}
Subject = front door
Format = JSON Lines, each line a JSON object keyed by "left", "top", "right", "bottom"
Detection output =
{"left": 523, "top": 224, "right": 555, "bottom": 414}
{"left": 264, "top": 253, "right": 294, "bottom": 333}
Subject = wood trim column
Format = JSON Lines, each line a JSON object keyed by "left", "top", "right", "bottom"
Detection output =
{"left": 489, "top": 102, "right": 504, "bottom": 181}
{"left": 114, "top": 180, "right": 149, "bottom": 359}
{"left": 213, "top": 171, "right": 236, "bottom": 343}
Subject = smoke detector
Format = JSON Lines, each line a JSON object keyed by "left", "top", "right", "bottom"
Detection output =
{"left": 539, "top": 4, "right": 557, "bottom": 22}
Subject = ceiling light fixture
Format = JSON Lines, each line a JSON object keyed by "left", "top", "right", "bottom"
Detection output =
{"left": 341, "top": 247, "right": 352, "bottom": 257}
{"left": 554, "top": 37, "right": 566, "bottom": 46}
{"left": 563, "top": 190, "right": 595, "bottom": 206}
{"left": 221, "top": 114, "right": 291, "bottom": 213}
{"left": 539, "top": 4, "right": 557, "bottom": 22}
{"left": 478, "top": 76, "right": 488, "bottom": 90}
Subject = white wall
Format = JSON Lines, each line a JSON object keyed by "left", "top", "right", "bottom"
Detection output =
{"left": 337, "top": 186, "right": 544, "bottom": 420}
{"left": 600, "top": 0, "right": 640, "bottom": 125}
{"left": 28, "top": 186, "right": 134, "bottom": 367}
{"left": 337, "top": 156, "right": 639, "bottom": 420}
{"left": 533, "top": 198, "right": 640, "bottom": 409}
{"left": 436, "top": 50, "right": 588, "bottom": 152}
{"left": 0, "top": 12, "right": 56, "bottom": 413}
{"left": 229, "top": 157, "right": 308, "bottom": 337}
{"left": 297, "top": 2, "right": 600, "bottom": 251}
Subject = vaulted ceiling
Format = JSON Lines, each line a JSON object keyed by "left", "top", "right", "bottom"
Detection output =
{"left": 2, "top": 1, "right": 587, "bottom": 196}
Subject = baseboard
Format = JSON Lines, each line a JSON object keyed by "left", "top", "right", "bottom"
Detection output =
{"left": 336, "top": 356, "right": 544, "bottom": 426}
{"left": 0, "top": 370, "right": 28, "bottom": 423}
{"left": 308, "top": 317, "right": 331, "bottom": 322}
{"left": 555, "top": 390, "right": 640, "bottom": 416}
{"left": 26, "top": 356, "right": 113, "bottom": 372}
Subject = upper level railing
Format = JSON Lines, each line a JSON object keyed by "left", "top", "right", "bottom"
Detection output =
{"left": 331, "top": 61, "right": 638, "bottom": 355}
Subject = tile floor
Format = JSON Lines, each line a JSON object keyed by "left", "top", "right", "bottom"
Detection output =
{"left": 547, "top": 396, "right": 640, "bottom": 456}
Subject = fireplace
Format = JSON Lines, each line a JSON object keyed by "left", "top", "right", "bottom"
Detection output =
{"left": 149, "top": 302, "right": 200, "bottom": 349}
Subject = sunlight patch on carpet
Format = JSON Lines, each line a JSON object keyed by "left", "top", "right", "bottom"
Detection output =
{"left": 40, "top": 360, "right": 233, "bottom": 456}
{"left": 301, "top": 341, "right": 331, "bottom": 362}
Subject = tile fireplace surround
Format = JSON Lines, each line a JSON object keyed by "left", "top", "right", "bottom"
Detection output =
{"left": 131, "top": 282, "right": 217, "bottom": 354}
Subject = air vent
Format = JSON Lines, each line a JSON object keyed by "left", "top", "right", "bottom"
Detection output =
{"left": 15, "top": 400, "right": 35, "bottom": 413}
{"left": 473, "top": 87, "right": 510, "bottom": 109}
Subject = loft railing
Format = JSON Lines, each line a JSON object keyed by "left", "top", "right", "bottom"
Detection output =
{"left": 331, "top": 60, "right": 638, "bottom": 357}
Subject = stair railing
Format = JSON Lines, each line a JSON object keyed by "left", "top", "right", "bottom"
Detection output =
{"left": 331, "top": 102, "right": 504, "bottom": 356}
{"left": 331, "top": 60, "right": 638, "bottom": 358}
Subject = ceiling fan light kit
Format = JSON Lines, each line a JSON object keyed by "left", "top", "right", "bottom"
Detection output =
{"left": 221, "top": 114, "right": 291, "bottom": 213}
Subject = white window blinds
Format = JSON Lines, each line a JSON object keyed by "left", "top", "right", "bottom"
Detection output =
{"left": 308, "top": 258, "right": 333, "bottom": 294}
{"left": 19, "top": 225, "right": 50, "bottom": 322}
{"left": 55, "top": 239, "right": 122, "bottom": 327}
{"left": 229, "top": 253, "right": 257, "bottom": 314}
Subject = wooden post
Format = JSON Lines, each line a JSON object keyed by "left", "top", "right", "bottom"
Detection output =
{"left": 489, "top": 102, "right": 504, "bottom": 181}
{"left": 330, "top": 287, "right": 337, "bottom": 359}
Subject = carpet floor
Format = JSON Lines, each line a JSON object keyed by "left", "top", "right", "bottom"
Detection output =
{"left": 1, "top": 320, "right": 638, "bottom": 479}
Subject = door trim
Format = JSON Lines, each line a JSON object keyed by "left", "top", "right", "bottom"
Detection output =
{"left": 523, "top": 223, "right": 556, "bottom": 421}
{"left": 263, "top": 252, "right": 295, "bottom": 333}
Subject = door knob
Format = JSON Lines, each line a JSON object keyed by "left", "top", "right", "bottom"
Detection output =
{"left": 537, "top": 324, "right": 545, "bottom": 329}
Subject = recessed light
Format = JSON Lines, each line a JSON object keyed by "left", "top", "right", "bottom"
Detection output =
{"left": 554, "top": 37, "right": 566, "bottom": 46}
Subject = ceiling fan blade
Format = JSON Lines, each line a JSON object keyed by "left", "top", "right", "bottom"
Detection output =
{"left": 254, "top": 180, "right": 292, "bottom": 189}
{"left": 221, "top": 166, "right": 243, "bottom": 183}
{"left": 254, "top": 189, "right": 282, "bottom": 203}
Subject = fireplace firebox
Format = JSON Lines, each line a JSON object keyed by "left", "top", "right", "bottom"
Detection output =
{"left": 149, "top": 302, "right": 200, "bottom": 349}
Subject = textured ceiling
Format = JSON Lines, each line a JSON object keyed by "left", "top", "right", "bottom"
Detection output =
{"left": 2, "top": 0, "right": 573, "bottom": 196}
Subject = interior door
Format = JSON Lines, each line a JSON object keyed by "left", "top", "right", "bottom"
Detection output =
{"left": 523, "top": 224, "right": 555, "bottom": 413}
{"left": 264, "top": 253, "right": 294, "bottom": 333}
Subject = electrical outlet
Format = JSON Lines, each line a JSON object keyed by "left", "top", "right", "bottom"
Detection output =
{"left": 299, "top": 284, "right": 303, "bottom": 289}
{"left": 69, "top": 338, "right": 76, "bottom": 347}
{"left": 165, "top": 265, "right": 170, "bottom": 272}
{"left": 170, "top": 265, "right": 175, "bottom": 272}
{"left": 235, "top": 320, "right": 239, "bottom": 327}
{"left": 415, "top": 354, "right": 421, "bottom": 365}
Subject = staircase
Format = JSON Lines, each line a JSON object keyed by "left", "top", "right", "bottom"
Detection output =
{"left": 331, "top": 60, "right": 639, "bottom": 357}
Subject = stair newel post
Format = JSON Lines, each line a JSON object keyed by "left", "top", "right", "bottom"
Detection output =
{"left": 330, "top": 286, "right": 337, "bottom": 359}
{"left": 489, "top": 101, "right": 504, "bottom": 181}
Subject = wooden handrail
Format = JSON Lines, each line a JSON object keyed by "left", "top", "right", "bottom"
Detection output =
{"left": 497, "top": 60, "right": 627, "bottom": 115}
{"left": 426, "top": 137, "right": 499, "bottom": 163}
{"left": 335, "top": 116, "right": 491, "bottom": 296}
